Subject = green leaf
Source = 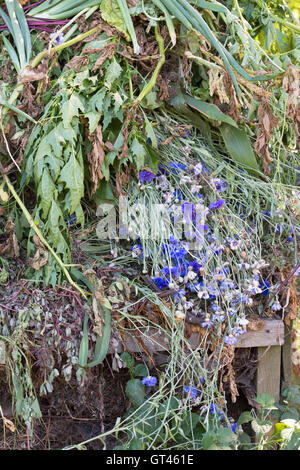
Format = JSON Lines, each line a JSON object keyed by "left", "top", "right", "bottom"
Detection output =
{"left": 131, "top": 138, "right": 146, "bottom": 171}
{"left": 120, "top": 351, "right": 135, "bottom": 371}
{"left": 133, "top": 363, "right": 149, "bottom": 377}
{"left": 62, "top": 93, "right": 85, "bottom": 128}
{"left": 237, "top": 411, "right": 253, "bottom": 426}
{"left": 58, "top": 154, "right": 84, "bottom": 213}
{"left": 125, "top": 379, "right": 146, "bottom": 408}
{"left": 183, "top": 94, "right": 238, "bottom": 128}
{"left": 219, "top": 123, "right": 262, "bottom": 175}
{"left": 78, "top": 313, "right": 89, "bottom": 367}
{"left": 104, "top": 58, "right": 122, "bottom": 89}
{"left": 87, "top": 305, "right": 111, "bottom": 367}
{"left": 38, "top": 167, "right": 56, "bottom": 218}
{"left": 254, "top": 392, "right": 276, "bottom": 409}
{"left": 100, "top": 0, "right": 130, "bottom": 41}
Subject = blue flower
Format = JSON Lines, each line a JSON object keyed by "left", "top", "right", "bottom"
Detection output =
{"left": 209, "top": 199, "right": 226, "bottom": 210}
{"left": 209, "top": 404, "right": 224, "bottom": 419}
{"left": 173, "top": 288, "right": 186, "bottom": 301}
{"left": 142, "top": 376, "right": 157, "bottom": 387}
{"left": 139, "top": 170, "right": 156, "bottom": 183}
{"left": 231, "top": 422, "right": 238, "bottom": 433}
{"left": 224, "top": 335, "right": 238, "bottom": 345}
{"left": 211, "top": 178, "right": 228, "bottom": 193}
{"left": 152, "top": 277, "right": 168, "bottom": 290}
{"left": 65, "top": 214, "right": 77, "bottom": 226}
{"left": 161, "top": 265, "right": 180, "bottom": 277}
{"left": 169, "top": 162, "right": 185, "bottom": 174}
{"left": 50, "top": 32, "right": 64, "bottom": 45}
{"left": 259, "top": 279, "right": 270, "bottom": 296}
{"left": 184, "top": 385, "right": 198, "bottom": 399}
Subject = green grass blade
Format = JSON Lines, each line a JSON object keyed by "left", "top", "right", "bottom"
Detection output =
{"left": 0, "top": 98, "right": 37, "bottom": 123}
{"left": 29, "top": 0, "right": 68, "bottom": 15}
{"left": 5, "top": 0, "right": 26, "bottom": 69}
{"left": 160, "top": 0, "right": 193, "bottom": 29}
{"left": 191, "top": 0, "right": 227, "bottom": 13}
{"left": 173, "top": 0, "right": 242, "bottom": 99}
{"left": 151, "top": 0, "right": 176, "bottom": 46}
{"left": 0, "top": 6, "right": 14, "bottom": 38}
{"left": 116, "top": 0, "right": 140, "bottom": 54}
{"left": 14, "top": 0, "right": 31, "bottom": 64}
{"left": 1, "top": 35, "right": 20, "bottom": 72}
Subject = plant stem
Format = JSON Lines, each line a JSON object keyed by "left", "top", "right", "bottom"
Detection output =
{"left": 1, "top": 170, "right": 87, "bottom": 298}
{"left": 131, "top": 26, "right": 165, "bottom": 106}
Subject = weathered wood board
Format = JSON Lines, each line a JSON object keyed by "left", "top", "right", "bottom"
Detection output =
{"left": 110, "top": 319, "right": 285, "bottom": 353}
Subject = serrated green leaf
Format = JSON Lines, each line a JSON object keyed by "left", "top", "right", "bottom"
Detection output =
{"left": 58, "top": 154, "right": 84, "bottom": 213}
{"left": 38, "top": 167, "right": 56, "bottom": 218}
{"left": 62, "top": 93, "right": 85, "bottom": 128}
{"left": 131, "top": 138, "right": 146, "bottom": 171}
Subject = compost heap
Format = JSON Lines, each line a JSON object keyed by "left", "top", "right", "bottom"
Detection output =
{"left": 0, "top": 0, "right": 299, "bottom": 450}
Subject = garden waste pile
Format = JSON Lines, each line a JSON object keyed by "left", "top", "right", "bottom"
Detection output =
{"left": 0, "top": 0, "right": 299, "bottom": 450}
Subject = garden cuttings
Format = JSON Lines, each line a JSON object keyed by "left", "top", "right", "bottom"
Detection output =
{"left": 0, "top": 0, "right": 299, "bottom": 450}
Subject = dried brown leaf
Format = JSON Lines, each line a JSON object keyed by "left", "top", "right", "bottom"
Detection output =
{"left": 0, "top": 217, "right": 19, "bottom": 258}
{"left": 247, "top": 316, "right": 265, "bottom": 331}
{"left": 28, "top": 234, "right": 48, "bottom": 270}
{"left": 254, "top": 99, "right": 279, "bottom": 174}
{"left": 92, "top": 43, "right": 117, "bottom": 71}
{"left": 87, "top": 125, "right": 106, "bottom": 194}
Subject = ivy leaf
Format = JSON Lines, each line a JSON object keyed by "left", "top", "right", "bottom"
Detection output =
{"left": 58, "top": 154, "right": 84, "bottom": 213}
{"left": 62, "top": 93, "right": 85, "bottom": 128}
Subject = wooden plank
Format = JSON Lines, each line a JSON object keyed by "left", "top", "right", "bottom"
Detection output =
{"left": 281, "top": 322, "right": 293, "bottom": 390}
{"left": 0, "top": 340, "right": 5, "bottom": 365}
{"left": 110, "top": 320, "right": 285, "bottom": 354}
{"left": 256, "top": 345, "right": 281, "bottom": 402}
{"left": 234, "top": 319, "right": 284, "bottom": 348}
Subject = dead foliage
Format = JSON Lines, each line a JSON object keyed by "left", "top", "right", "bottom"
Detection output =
{"left": 0, "top": 216, "right": 19, "bottom": 258}
{"left": 282, "top": 63, "right": 300, "bottom": 145}
{"left": 291, "top": 325, "right": 300, "bottom": 378}
{"left": 86, "top": 125, "right": 105, "bottom": 194}
{"left": 219, "top": 344, "right": 239, "bottom": 403}
{"left": 254, "top": 98, "right": 279, "bottom": 174}
{"left": 28, "top": 234, "right": 48, "bottom": 271}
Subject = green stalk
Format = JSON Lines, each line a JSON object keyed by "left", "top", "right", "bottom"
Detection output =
{"left": 31, "top": 26, "right": 98, "bottom": 67}
{"left": 131, "top": 26, "right": 165, "bottom": 105}
{"left": 151, "top": 0, "right": 177, "bottom": 47}
{"left": 1, "top": 172, "right": 87, "bottom": 298}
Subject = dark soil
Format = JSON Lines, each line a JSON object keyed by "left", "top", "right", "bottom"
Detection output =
{"left": 0, "top": 359, "right": 131, "bottom": 450}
